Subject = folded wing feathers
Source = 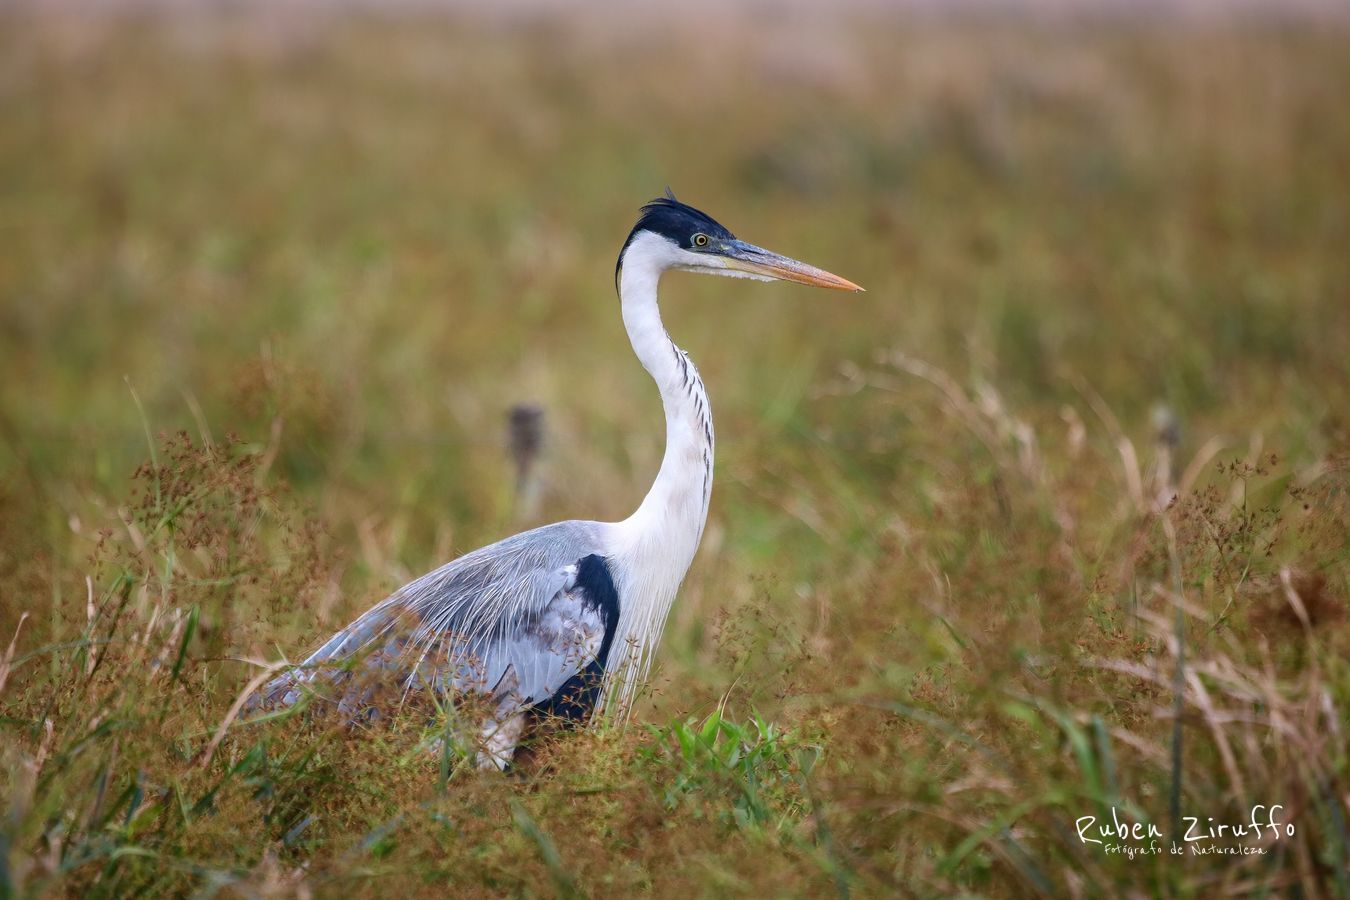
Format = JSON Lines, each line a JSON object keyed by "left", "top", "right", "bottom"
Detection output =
{"left": 262, "top": 520, "right": 604, "bottom": 710}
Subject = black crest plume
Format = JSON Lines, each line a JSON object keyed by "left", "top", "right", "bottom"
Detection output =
{"left": 615, "top": 189, "right": 737, "bottom": 291}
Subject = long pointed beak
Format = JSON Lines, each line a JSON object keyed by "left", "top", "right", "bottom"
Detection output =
{"left": 721, "top": 239, "right": 864, "bottom": 292}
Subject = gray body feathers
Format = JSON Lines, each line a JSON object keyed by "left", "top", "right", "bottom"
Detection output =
{"left": 259, "top": 519, "right": 613, "bottom": 734}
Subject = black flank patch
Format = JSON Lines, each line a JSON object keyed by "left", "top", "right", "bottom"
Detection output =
{"left": 530, "top": 554, "right": 620, "bottom": 726}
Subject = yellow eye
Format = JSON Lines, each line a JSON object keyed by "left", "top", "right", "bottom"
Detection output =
{"left": 693, "top": 233, "right": 709, "bottom": 248}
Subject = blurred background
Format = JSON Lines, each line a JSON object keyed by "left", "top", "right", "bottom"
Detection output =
{"left": 2, "top": 1, "right": 1348, "bottom": 896}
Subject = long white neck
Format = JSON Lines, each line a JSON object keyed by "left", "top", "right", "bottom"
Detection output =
{"left": 606, "top": 232, "right": 715, "bottom": 712}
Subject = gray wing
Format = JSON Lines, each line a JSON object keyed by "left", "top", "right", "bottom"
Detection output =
{"left": 258, "top": 519, "right": 610, "bottom": 715}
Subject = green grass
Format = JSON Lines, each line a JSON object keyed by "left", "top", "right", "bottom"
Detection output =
{"left": 2, "top": 10, "right": 1349, "bottom": 897}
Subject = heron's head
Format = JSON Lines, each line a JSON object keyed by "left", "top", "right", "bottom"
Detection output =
{"left": 615, "top": 191, "right": 863, "bottom": 294}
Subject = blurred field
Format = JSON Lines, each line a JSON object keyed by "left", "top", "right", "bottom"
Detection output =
{"left": 2, "top": 7, "right": 1349, "bottom": 897}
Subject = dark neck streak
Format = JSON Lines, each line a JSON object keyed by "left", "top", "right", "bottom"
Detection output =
{"left": 669, "top": 342, "right": 715, "bottom": 506}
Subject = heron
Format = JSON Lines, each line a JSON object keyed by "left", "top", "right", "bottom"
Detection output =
{"left": 257, "top": 192, "right": 861, "bottom": 769}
